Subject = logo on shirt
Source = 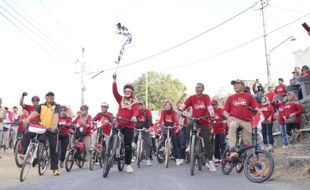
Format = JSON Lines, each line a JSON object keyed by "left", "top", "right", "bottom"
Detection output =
{"left": 232, "top": 97, "right": 247, "bottom": 106}
{"left": 194, "top": 100, "right": 206, "bottom": 110}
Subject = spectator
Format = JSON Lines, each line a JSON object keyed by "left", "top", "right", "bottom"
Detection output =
{"left": 276, "top": 96, "right": 289, "bottom": 148}
{"left": 252, "top": 79, "right": 264, "bottom": 95}
{"left": 274, "top": 78, "right": 287, "bottom": 104}
{"left": 283, "top": 92, "right": 303, "bottom": 137}
{"left": 0, "top": 98, "right": 6, "bottom": 157}
{"left": 290, "top": 67, "right": 302, "bottom": 85}
{"left": 259, "top": 96, "right": 274, "bottom": 151}
{"left": 2, "top": 107, "right": 13, "bottom": 152}
{"left": 301, "top": 65, "right": 310, "bottom": 77}
{"left": 265, "top": 87, "right": 275, "bottom": 106}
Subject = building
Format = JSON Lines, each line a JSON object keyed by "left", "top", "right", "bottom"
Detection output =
{"left": 294, "top": 46, "right": 310, "bottom": 68}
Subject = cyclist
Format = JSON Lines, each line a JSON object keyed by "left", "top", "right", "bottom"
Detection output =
{"left": 112, "top": 73, "right": 139, "bottom": 173}
{"left": 223, "top": 79, "right": 259, "bottom": 160}
{"left": 23, "top": 91, "right": 61, "bottom": 176}
{"left": 135, "top": 101, "right": 153, "bottom": 166}
{"left": 58, "top": 105, "right": 72, "bottom": 168}
{"left": 180, "top": 83, "right": 216, "bottom": 171}
{"left": 72, "top": 105, "right": 92, "bottom": 162}
{"left": 177, "top": 104, "right": 191, "bottom": 165}
{"left": 158, "top": 101, "right": 181, "bottom": 165}
{"left": 92, "top": 102, "right": 114, "bottom": 149}
{"left": 20, "top": 92, "right": 40, "bottom": 124}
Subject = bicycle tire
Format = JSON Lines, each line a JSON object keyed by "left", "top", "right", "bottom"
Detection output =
{"left": 14, "top": 139, "right": 24, "bottom": 168}
{"left": 117, "top": 141, "right": 126, "bottom": 171}
{"left": 236, "top": 152, "right": 246, "bottom": 173}
{"left": 137, "top": 138, "right": 142, "bottom": 168}
{"left": 103, "top": 136, "right": 116, "bottom": 178}
{"left": 156, "top": 141, "right": 164, "bottom": 164}
{"left": 221, "top": 148, "right": 235, "bottom": 175}
{"left": 89, "top": 150, "right": 96, "bottom": 171}
{"left": 38, "top": 143, "right": 49, "bottom": 176}
{"left": 190, "top": 135, "right": 196, "bottom": 176}
{"left": 77, "top": 149, "right": 87, "bottom": 168}
{"left": 244, "top": 149, "right": 274, "bottom": 183}
{"left": 20, "top": 146, "right": 34, "bottom": 182}
{"left": 197, "top": 140, "right": 203, "bottom": 171}
{"left": 65, "top": 150, "right": 74, "bottom": 172}
{"left": 164, "top": 139, "right": 170, "bottom": 168}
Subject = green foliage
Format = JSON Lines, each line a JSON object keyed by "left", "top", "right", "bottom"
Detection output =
{"left": 133, "top": 71, "right": 186, "bottom": 111}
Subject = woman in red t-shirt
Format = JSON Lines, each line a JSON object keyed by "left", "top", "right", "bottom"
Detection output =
{"left": 259, "top": 97, "right": 275, "bottom": 150}
{"left": 283, "top": 92, "right": 303, "bottom": 136}
{"left": 58, "top": 106, "right": 72, "bottom": 167}
{"left": 72, "top": 105, "right": 92, "bottom": 161}
{"left": 158, "top": 101, "right": 181, "bottom": 165}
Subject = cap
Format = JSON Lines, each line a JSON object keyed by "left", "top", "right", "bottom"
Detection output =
{"left": 211, "top": 100, "right": 218, "bottom": 105}
{"left": 231, "top": 79, "right": 245, "bottom": 86}
{"left": 45, "top": 91, "right": 55, "bottom": 96}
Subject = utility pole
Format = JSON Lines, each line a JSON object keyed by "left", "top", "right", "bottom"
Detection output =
{"left": 80, "top": 47, "right": 86, "bottom": 105}
{"left": 260, "top": 0, "right": 271, "bottom": 87}
{"left": 145, "top": 72, "right": 148, "bottom": 109}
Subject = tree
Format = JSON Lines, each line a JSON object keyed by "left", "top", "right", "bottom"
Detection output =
{"left": 133, "top": 71, "right": 187, "bottom": 111}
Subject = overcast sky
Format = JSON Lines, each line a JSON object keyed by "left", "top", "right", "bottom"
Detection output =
{"left": 0, "top": 0, "right": 309, "bottom": 115}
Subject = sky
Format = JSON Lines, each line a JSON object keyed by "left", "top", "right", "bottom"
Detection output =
{"left": 0, "top": 0, "right": 310, "bottom": 115}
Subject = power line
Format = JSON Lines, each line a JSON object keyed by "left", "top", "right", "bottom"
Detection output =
{"left": 91, "top": 1, "right": 259, "bottom": 78}
{"left": 0, "top": 3, "right": 68, "bottom": 60}
{"left": 0, "top": 10, "right": 64, "bottom": 63}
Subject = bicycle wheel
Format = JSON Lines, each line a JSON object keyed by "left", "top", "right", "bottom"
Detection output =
{"left": 236, "top": 152, "right": 246, "bottom": 173}
{"left": 197, "top": 141, "right": 203, "bottom": 171}
{"left": 38, "top": 143, "right": 49, "bottom": 176}
{"left": 89, "top": 150, "right": 97, "bottom": 171}
{"left": 164, "top": 139, "right": 170, "bottom": 168}
{"left": 14, "top": 139, "right": 24, "bottom": 168}
{"left": 77, "top": 149, "right": 87, "bottom": 168}
{"left": 103, "top": 136, "right": 115, "bottom": 178}
{"left": 65, "top": 150, "right": 74, "bottom": 172}
{"left": 244, "top": 149, "right": 274, "bottom": 183}
{"left": 190, "top": 135, "right": 196, "bottom": 176}
{"left": 136, "top": 138, "right": 142, "bottom": 168}
{"left": 117, "top": 141, "right": 126, "bottom": 171}
{"left": 20, "top": 146, "right": 34, "bottom": 182}
{"left": 156, "top": 141, "right": 165, "bottom": 164}
{"left": 221, "top": 148, "right": 235, "bottom": 175}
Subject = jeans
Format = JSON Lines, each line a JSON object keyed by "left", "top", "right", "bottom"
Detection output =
{"left": 178, "top": 127, "right": 187, "bottom": 159}
{"left": 279, "top": 125, "right": 289, "bottom": 146}
{"left": 58, "top": 134, "right": 69, "bottom": 162}
{"left": 214, "top": 134, "right": 226, "bottom": 160}
{"left": 261, "top": 123, "right": 274, "bottom": 145}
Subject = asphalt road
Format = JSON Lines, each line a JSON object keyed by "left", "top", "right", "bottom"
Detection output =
{"left": 2, "top": 161, "right": 308, "bottom": 190}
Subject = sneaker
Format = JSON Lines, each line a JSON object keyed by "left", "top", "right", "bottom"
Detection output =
{"left": 207, "top": 161, "right": 217, "bottom": 172}
{"left": 214, "top": 158, "right": 220, "bottom": 163}
{"left": 53, "top": 170, "right": 60, "bottom": 176}
{"left": 60, "top": 161, "right": 64, "bottom": 168}
{"left": 179, "top": 159, "right": 185, "bottom": 165}
{"left": 176, "top": 159, "right": 181, "bottom": 166}
{"left": 146, "top": 160, "right": 152, "bottom": 166}
{"left": 282, "top": 145, "right": 288, "bottom": 149}
{"left": 125, "top": 165, "right": 134, "bottom": 173}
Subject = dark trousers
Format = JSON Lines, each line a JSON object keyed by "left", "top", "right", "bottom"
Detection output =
{"left": 286, "top": 123, "right": 300, "bottom": 136}
{"left": 121, "top": 127, "right": 134, "bottom": 165}
{"left": 22, "top": 131, "right": 59, "bottom": 170}
{"left": 58, "top": 134, "right": 69, "bottom": 162}
{"left": 178, "top": 127, "right": 187, "bottom": 159}
{"left": 262, "top": 123, "right": 274, "bottom": 145}
{"left": 214, "top": 134, "right": 226, "bottom": 160}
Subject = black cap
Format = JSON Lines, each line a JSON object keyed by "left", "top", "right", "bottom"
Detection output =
{"left": 46, "top": 91, "right": 55, "bottom": 96}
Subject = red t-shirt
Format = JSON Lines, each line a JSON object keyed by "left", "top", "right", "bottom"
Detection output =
{"left": 58, "top": 116, "right": 72, "bottom": 135}
{"left": 93, "top": 112, "right": 114, "bottom": 136}
{"left": 265, "top": 92, "right": 275, "bottom": 103}
{"left": 277, "top": 103, "right": 285, "bottom": 125}
{"left": 212, "top": 108, "right": 227, "bottom": 135}
{"left": 136, "top": 109, "right": 152, "bottom": 128}
{"left": 158, "top": 110, "right": 179, "bottom": 133}
{"left": 284, "top": 103, "right": 303, "bottom": 124}
{"left": 23, "top": 104, "right": 40, "bottom": 123}
{"left": 72, "top": 114, "right": 92, "bottom": 136}
{"left": 18, "top": 114, "right": 28, "bottom": 133}
{"left": 113, "top": 82, "right": 139, "bottom": 128}
{"left": 224, "top": 92, "right": 258, "bottom": 122}
{"left": 274, "top": 84, "right": 287, "bottom": 95}
{"left": 259, "top": 104, "right": 274, "bottom": 121}
{"left": 183, "top": 94, "right": 212, "bottom": 126}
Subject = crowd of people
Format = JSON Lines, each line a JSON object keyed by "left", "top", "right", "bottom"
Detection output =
{"left": 0, "top": 67, "right": 308, "bottom": 178}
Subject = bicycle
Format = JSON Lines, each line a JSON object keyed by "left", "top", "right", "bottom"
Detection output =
{"left": 20, "top": 124, "right": 49, "bottom": 182}
{"left": 89, "top": 123, "right": 105, "bottom": 171}
{"left": 156, "top": 125, "right": 176, "bottom": 168}
{"left": 14, "top": 132, "right": 24, "bottom": 168}
{"left": 136, "top": 127, "right": 147, "bottom": 168}
{"left": 221, "top": 107, "right": 274, "bottom": 183}
{"left": 65, "top": 125, "right": 87, "bottom": 172}
{"left": 102, "top": 117, "right": 132, "bottom": 178}
{"left": 187, "top": 116, "right": 213, "bottom": 176}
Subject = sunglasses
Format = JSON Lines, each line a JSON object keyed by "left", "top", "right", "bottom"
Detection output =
{"left": 32, "top": 99, "right": 39, "bottom": 102}
{"left": 61, "top": 109, "right": 67, "bottom": 112}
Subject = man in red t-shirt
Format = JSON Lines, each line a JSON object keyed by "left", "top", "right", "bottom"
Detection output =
{"left": 224, "top": 79, "right": 259, "bottom": 158}
{"left": 181, "top": 83, "right": 216, "bottom": 171}
{"left": 19, "top": 92, "right": 40, "bottom": 124}
{"left": 274, "top": 78, "right": 287, "bottom": 96}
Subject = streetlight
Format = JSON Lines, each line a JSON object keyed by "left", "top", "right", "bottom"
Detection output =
{"left": 266, "top": 36, "right": 296, "bottom": 87}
